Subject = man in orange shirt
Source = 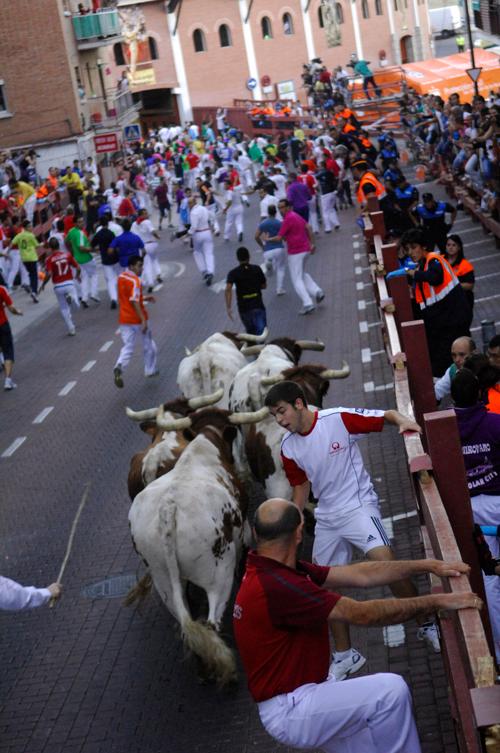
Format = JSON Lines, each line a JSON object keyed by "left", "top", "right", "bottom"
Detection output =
{"left": 113, "top": 255, "right": 158, "bottom": 388}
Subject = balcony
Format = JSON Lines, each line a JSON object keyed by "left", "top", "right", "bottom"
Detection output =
{"left": 80, "top": 89, "right": 141, "bottom": 132}
{"left": 72, "top": 9, "right": 121, "bottom": 49}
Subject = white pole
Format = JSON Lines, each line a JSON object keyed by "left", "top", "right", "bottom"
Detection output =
{"left": 167, "top": 11, "right": 192, "bottom": 122}
{"left": 300, "top": 0, "right": 317, "bottom": 61}
{"left": 411, "top": 0, "right": 423, "bottom": 59}
{"left": 386, "top": 0, "right": 402, "bottom": 64}
{"left": 238, "top": 0, "right": 263, "bottom": 100}
{"left": 350, "top": 1, "right": 364, "bottom": 59}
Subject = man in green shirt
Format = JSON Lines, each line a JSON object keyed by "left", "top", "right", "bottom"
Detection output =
{"left": 353, "top": 59, "right": 381, "bottom": 99}
{"left": 10, "top": 220, "right": 40, "bottom": 303}
{"left": 66, "top": 217, "right": 99, "bottom": 307}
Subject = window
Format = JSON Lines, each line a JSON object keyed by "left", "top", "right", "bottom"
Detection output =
{"left": 0, "top": 82, "right": 7, "bottom": 113}
{"left": 261, "top": 16, "right": 273, "bottom": 38}
{"left": 219, "top": 24, "right": 232, "bottom": 47}
{"left": 336, "top": 3, "right": 344, "bottom": 23}
{"left": 362, "top": 0, "right": 369, "bottom": 17}
{"left": 193, "top": 28, "right": 207, "bottom": 52}
{"left": 318, "top": 5, "right": 324, "bottom": 27}
{"left": 393, "top": 0, "right": 398, "bottom": 10}
{"left": 148, "top": 37, "right": 159, "bottom": 60}
{"left": 283, "top": 12, "right": 294, "bottom": 34}
{"left": 114, "top": 42, "right": 125, "bottom": 66}
{"left": 375, "top": 0, "right": 383, "bottom": 13}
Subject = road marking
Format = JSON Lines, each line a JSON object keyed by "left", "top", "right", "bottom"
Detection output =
{"left": 2, "top": 437, "right": 27, "bottom": 458}
{"left": 368, "top": 320, "right": 380, "bottom": 328}
{"left": 383, "top": 624, "right": 406, "bottom": 648}
{"left": 353, "top": 241, "right": 360, "bottom": 249}
{"left": 99, "top": 341, "right": 114, "bottom": 352}
{"left": 364, "top": 381, "right": 393, "bottom": 392}
{"left": 463, "top": 239, "right": 498, "bottom": 249}
{"left": 361, "top": 347, "right": 371, "bottom": 363}
{"left": 458, "top": 227, "right": 485, "bottom": 235}
{"left": 354, "top": 253, "right": 361, "bottom": 260}
{"left": 210, "top": 279, "right": 227, "bottom": 294}
{"left": 468, "top": 253, "right": 500, "bottom": 263}
{"left": 359, "top": 321, "right": 368, "bottom": 333}
{"left": 471, "top": 320, "right": 500, "bottom": 333}
{"left": 173, "top": 262, "right": 186, "bottom": 278}
{"left": 356, "top": 281, "right": 365, "bottom": 291}
{"left": 475, "top": 293, "right": 500, "bottom": 303}
{"left": 352, "top": 233, "right": 360, "bottom": 239}
{"left": 476, "top": 271, "right": 500, "bottom": 281}
{"left": 59, "top": 381, "right": 77, "bottom": 396}
{"left": 355, "top": 266, "right": 364, "bottom": 275}
{"left": 115, "top": 328, "right": 121, "bottom": 335}
{"left": 358, "top": 300, "right": 366, "bottom": 311}
{"left": 81, "top": 360, "right": 96, "bottom": 372}
{"left": 33, "top": 407, "right": 54, "bottom": 425}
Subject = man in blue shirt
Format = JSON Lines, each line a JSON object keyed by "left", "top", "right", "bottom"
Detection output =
{"left": 109, "top": 219, "right": 144, "bottom": 268}
{"left": 255, "top": 205, "right": 286, "bottom": 295}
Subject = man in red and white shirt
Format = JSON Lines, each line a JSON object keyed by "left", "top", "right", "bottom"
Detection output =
{"left": 264, "top": 381, "right": 441, "bottom": 679}
{"left": 0, "top": 283, "right": 22, "bottom": 390}
{"left": 43, "top": 237, "right": 80, "bottom": 335}
{"left": 234, "top": 498, "right": 476, "bottom": 753}
{"left": 113, "top": 255, "right": 158, "bottom": 389}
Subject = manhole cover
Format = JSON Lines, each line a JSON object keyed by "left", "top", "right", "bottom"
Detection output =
{"left": 82, "top": 573, "right": 138, "bottom": 600}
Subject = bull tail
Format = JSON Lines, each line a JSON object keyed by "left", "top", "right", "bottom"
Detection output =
{"left": 124, "top": 573, "right": 153, "bottom": 607}
{"left": 160, "top": 500, "right": 237, "bottom": 687}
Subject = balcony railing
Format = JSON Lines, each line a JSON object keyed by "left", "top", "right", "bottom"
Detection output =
{"left": 81, "top": 89, "right": 140, "bottom": 131}
{"left": 72, "top": 9, "right": 120, "bottom": 42}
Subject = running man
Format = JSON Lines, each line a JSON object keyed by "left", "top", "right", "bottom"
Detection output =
{"left": 0, "top": 281, "right": 22, "bottom": 390}
{"left": 42, "top": 237, "right": 80, "bottom": 336}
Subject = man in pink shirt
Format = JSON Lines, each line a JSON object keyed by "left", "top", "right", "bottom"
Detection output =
{"left": 267, "top": 198, "right": 324, "bottom": 314}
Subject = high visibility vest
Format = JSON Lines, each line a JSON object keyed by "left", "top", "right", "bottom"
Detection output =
{"left": 356, "top": 172, "right": 386, "bottom": 205}
{"left": 452, "top": 257, "right": 474, "bottom": 279}
{"left": 414, "top": 253, "right": 460, "bottom": 310}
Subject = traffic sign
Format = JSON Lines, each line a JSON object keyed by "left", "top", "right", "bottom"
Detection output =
{"left": 94, "top": 133, "right": 119, "bottom": 154}
{"left": 466, "top": 67, "right": 482, "bottom": 83}
{"left": 246, "top": 77, "right": 257, "bottom": 91}
{"left": 123, "top": 124, "right": 141, "bottom": 142}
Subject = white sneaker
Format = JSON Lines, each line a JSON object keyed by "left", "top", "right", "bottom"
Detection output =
{"left": 417, "top": 622, "right": 441, "bottom": 653}
{"left": 4, "top": 377, "right": 17, "bottom": 391}
{"left": 329, "top": 649, "right": 366, "bottom": 681}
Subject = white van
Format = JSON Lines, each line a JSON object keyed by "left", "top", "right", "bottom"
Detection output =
{"left": 429, "top": 6, "right": 463, "bottom": 37}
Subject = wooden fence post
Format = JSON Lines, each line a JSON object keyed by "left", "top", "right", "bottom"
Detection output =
{"left": 400, "top": 321, "right": 437, "bottom": 430}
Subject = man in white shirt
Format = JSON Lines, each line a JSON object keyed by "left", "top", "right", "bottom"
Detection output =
{"left": 188, "top": 196, "right": 215, "bottom": 285}
{"left": 264, "top": 380, "right": 442, "bottom": 680}
{"left": 1, "top": 575, "right": 62, "bottom": 610}
{"left": 236, "top": 151, "right": 254, "bottom": 190}
{"left": 269, "top": 167, "right": 288, "bottom": 200}
{"left": 434, "top": 336, "right": 475, "bottom": 401}
{"left": 259, "top": 188, "right": 280, "bottom": 220}
{"left": 223, "top": 181, "right": 245, "bottom": 242}
{"left": 131, "top": 209, "right": 162, "bottom": 292}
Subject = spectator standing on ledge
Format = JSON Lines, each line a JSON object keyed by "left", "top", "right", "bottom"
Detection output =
{"left": 0, "top": 280, "right": 22, "bottom": 390}
{"left": 225, "top": 247, "right": 267, "bottom": 335}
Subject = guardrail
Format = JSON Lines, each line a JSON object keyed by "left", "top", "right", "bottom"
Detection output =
{"left": 363, "top": 195, "right": 499, "bottom": 752}
{"left": 72, "top": 9, "right": 120, "bottom": 42}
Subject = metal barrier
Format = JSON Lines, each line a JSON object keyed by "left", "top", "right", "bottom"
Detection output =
{"left": 363, "top": 196, "right": 499, "bottom": 752}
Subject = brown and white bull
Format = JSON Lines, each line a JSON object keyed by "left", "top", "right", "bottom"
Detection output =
{"left": 228, "top": 337, "right": 326, "bottom": 414}
{"left": 125, "top": 389, "right": 223, "bottom": 500}
{"left": 128, "top": 404, "right": 268, "bottom": 686}
{"left": 177, "top": 328, "right": 268, "bottom": 410}
{"left": 244, "top": 362, "right": 350, "bottom": 498}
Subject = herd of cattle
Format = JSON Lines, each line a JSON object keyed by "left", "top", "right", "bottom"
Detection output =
{"left": 125, "top": 328, "right": 350, "bottom": 685}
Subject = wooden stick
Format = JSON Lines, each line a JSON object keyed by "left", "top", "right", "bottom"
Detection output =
{"left": 50, "top": 482, "right": 91, "bottom": 608}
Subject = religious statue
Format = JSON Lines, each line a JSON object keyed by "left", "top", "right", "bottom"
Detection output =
{"left": 321, "top": 0, "right": 341, "bottom": 47}
{"left": 118, "top": 5, "right": 147, "bottom": 83}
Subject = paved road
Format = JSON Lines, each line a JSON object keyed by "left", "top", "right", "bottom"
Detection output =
{"left": 1, "top": 182, "right": 498, "bottom": 753}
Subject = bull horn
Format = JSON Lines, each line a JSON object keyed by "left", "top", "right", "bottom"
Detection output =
{"left": 236, "top": 326, "right": 268, "bottom": 343}
{"left": 320, "top": 361, "right": 351, "bottom": 379}
{"left": 187, "top": 387, "right": 224, "bottom": 409}
{"left": 241, "top": 344, "right": 265, "bottom": 356}
{"left": 295, "top": 339, "right": 325, "bottom": 351}
{"left": 184, "top": 346, "right": 192, "bottom": 356}
{"left": 228, "top": 406, "right": 269, "bottom": 425}
{"left": 261, "top": 372, "right": 285, "bottom": 386}
{"left": 156, "top": 405, "right": 193, "bottom": 431}
{"left": 125, "top": 405, "right": 159, "bottom": 421}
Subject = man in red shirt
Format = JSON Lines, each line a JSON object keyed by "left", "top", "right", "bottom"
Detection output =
{"left": 117, "top": 190, "right": 137, "bottom": 221}
{"left": 0, "top": 283, "right": 22, "bottom": 390}
{"left": 113, "top": 255, "right": 158, "bottom": 388}
{"left": 43, "top": 237, "right": 80, "bottom": 336}
{"left": 234, "top": 498, "right": 480, "bottom": 753}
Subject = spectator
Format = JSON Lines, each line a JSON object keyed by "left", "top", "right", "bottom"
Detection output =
{"left": 434, "top": 336, "right": 476, "bottom": 401}
{"left": 444, "top": 234, "right": 475, "bottom": 327}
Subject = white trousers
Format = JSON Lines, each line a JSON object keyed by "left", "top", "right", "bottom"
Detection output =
{"left": 24, "top": 193, "right": 37, "bottom": 223}
{"left": 103, "top": 263, "right": 119, "bottom": 302}
{"left": 308, "top": 195, "right": 320, "bottom": 233}
{"left": 6, "top": 250, "right": 29, "bottom": 290}
{"left": 192, "top": 230, "right": 215, "bottom": 276}
{"left": 263, "top": 247, "right": 287, "bottom": 293}
{"left": 224, "top": 207, "right": 244, "bottom": 240}
{"left": 206, "top": 204, "right": 220, "bottom": 233}
{"left": 320, "top": 191, "right": 340, "bottom": 232}
{"left": 80, "top": 259, "right": 99, "bottom": 301}
{"left": 54, "top": 281, "right": 79, "bottom": 332}
{"left": 142, "top": 242, "right": 161, "bottom": 287}
{"left": 471, "top": 493, "right": 500, "bottom": 663}
{"left": 287, "top": 252, "right": 322, "bottom": 307}
{"left": 115, "top": 324, "right": 158, "bottom": 376}
{"left": 258, "top": 673, "right": 421, "bottom": 753}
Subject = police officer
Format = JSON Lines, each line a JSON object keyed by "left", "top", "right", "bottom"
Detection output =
{"left": 416, "top": 192, "right": 457, "bottom": 253}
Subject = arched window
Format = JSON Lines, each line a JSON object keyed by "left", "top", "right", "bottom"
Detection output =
{"left": 148, "top": 37, "right": 159, "bottom": 59}
{"left": 362, "top": 0, "right": 369, "bottom": 18}
{"left": 283, "top": 12, "right": 294, "bottom": 34}
{"left": 113, "top": 42, "right": 125, "bottom": 66}
{"left": 318, "top": 5, "right": 324, "bottom": 27}
{"left": 219, "top": 23, "right": 232, "bottom": 47}
{"left": 375, "top": 0, "right": 383, "bottom": 13}
{"left": 193, "top": 28, "right": 207, "bottom": 52}
{"left": 261, "top": 16, "right": 273, "bottom": 38}
{"left": 336, "top": 3, "right": 344, "bottom": 23}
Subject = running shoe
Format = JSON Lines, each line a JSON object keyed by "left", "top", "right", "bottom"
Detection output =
{"left": 329, "top": 649, "right": 367, "bottom": 681}
{"left": 113, "top": 366, "right": 124, "bottom": 389}
{"left": 417, "top": 622, "right": 441, "bottom": 653}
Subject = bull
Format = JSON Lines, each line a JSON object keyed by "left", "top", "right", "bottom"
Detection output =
{"left": 177, "top": 328, "right": 268, "bottom": 409}
{"left": 127, "top": 404, "right": 268, "bottom": 686}
{"left": 125, "top": 389, "right": 223, "bottom": 500}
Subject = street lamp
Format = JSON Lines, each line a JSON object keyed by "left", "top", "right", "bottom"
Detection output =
{"left": 97, "top": 58, "right": 110, "bottom": 116}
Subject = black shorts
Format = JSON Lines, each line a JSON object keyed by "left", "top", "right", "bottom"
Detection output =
{"left": 0, "top": 321, "right": 14, "bottom": 361}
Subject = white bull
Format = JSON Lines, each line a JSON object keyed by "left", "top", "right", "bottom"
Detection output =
{"left": 128, "top": 405, "right": 268, "bottom": 686}
{"left": 177, "top": 329, "right": 267, "bottom": 409}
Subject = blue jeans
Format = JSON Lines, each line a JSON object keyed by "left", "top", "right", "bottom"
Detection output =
{"left": 239, "top": 307, "right": 267, "bottom": 335}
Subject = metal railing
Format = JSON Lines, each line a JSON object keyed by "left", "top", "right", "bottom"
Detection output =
{"left": 72, "top": 9, "right": 120, "bottom": 41}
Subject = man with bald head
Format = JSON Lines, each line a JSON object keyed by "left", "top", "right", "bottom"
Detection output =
{"left": 434, "top": 336, "right": 476, "bottom": 401}
{"left": 233, "top": 498, "right": 479, "bottom": 753}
